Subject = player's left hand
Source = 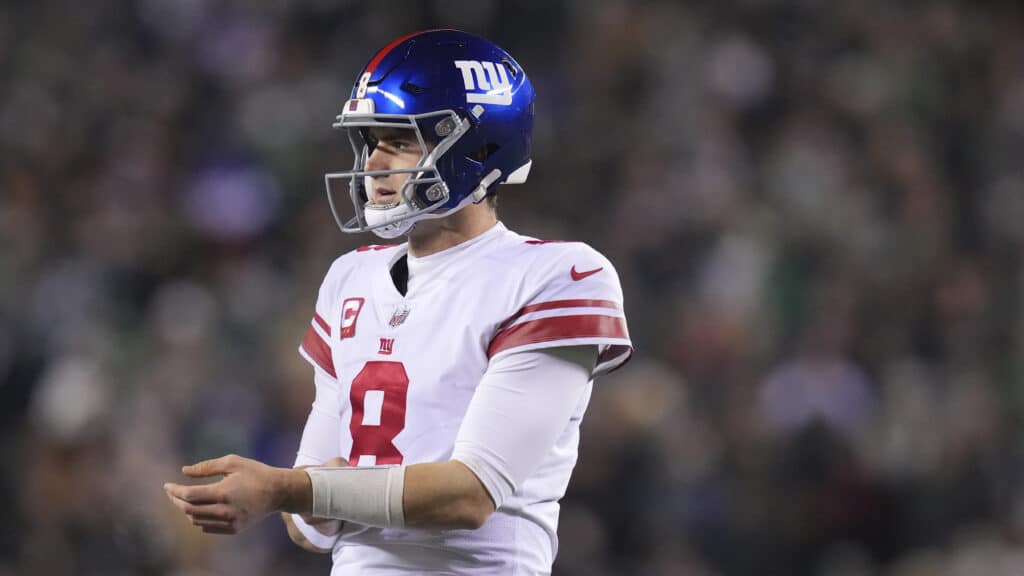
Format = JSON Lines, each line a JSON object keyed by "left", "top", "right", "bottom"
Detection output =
{"left": 164, "top": 454, "right": 310, "bottom": 535}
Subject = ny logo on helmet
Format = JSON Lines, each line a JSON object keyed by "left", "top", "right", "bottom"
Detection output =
{"left": 453, "top": 60, "right": 513, "bottom": 106}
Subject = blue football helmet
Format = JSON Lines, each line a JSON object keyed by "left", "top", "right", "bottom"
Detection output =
{"left": 325, "top": 29, "right": 535, "bottom": 239}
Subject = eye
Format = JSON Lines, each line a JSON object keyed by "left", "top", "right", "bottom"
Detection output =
{"left": 391, "top": 138, "right": 419, "bottom": 152}
{"left": 369, "top": 132, "right": 420, "bottom": 154}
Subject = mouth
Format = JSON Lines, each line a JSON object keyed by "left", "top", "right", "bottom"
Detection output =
{"left": 369, "top": 187, "right": 399, "bottom": 207}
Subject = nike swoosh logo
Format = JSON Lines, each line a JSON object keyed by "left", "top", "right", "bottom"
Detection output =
{"left": 570, "top": 265, "right": 603, "bottom": 281}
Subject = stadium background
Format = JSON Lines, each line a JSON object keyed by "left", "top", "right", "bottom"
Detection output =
{"left": 2, "top": 1, "right": 1024, "bottom": 574}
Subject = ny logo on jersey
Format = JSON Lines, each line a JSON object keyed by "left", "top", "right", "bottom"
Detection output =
{"left": 378, "top": 338, "right": 395, "bottom": 355}
{"left": 453, "top": 60, "right": 512, "bottom": 106}
{"left": 340, "top": 297, "right": 365, "bottom": 339}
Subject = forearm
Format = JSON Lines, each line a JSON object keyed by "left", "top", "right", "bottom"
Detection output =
{"left": 403, "top": 460, "right": 494, "bottom": 529}
{"left": 289, "top": 460, "right": 493, "bottom": 530}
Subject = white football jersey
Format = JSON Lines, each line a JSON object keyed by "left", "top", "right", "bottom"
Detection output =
{"left": 297, "top": 222, "right": 632, "bottom": 575}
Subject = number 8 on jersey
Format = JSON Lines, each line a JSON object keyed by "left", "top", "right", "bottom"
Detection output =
{"left": 348, "top": 361, "right": 410, "bottom": 466}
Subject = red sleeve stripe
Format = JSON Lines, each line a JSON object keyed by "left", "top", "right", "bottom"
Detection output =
{"left": 488, "top": 314, "right": 629, "bottom": 358}
{"left": 497, "top": 299, "right": 622, "bottom": 331}
{"left": 301, "top": 324, "right": 336, "bottom": 378}
{"left": 313, "top": 313, "right": 331, "bottom": 336}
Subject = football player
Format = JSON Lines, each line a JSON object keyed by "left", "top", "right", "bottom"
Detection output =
{"left": 165, "top": 29, "right": 632, "bottom": 575}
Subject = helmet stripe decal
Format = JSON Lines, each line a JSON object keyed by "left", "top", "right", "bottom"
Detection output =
{"left": 364, "top": 30, "right": 430, "bottom": 76}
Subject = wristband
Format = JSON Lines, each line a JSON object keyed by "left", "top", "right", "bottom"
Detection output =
{"left": 305, "top": 465, "right": 406, "bottom": 528}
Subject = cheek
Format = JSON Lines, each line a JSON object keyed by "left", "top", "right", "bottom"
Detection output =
{"left": 394, "top": 152, "right": 423, "bottom": 170}
{"left": 391, "top": 174, "right": 416, "bottom": 196}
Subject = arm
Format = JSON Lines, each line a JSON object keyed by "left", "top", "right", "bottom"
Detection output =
{"left": 164, "top": 347, "right": 595, "bottom": 533}
{"left": 409, "top": 347, "right": 597, "bottom": 527}
{"left": 304, "top": 345, "right": 596, "bottom": 529}
{"left": 281, "top": 369, "right": 346, "bottom": 551}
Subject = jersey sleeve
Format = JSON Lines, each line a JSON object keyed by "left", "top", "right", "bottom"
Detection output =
{"left": 300, "top": 312, "right": 335, "bottom": 378}
{"left": 488, "top": 243, "right": 633, "bottom": 376}
{"left": 452, "top": 347, "right": 594, "bottom": 508}
{"left": 298, "top": 258, "right": 347, "bottom": 380}
{"left": 290, "top": 370, "right": 345, "bottom": 549}
{"left": 292, "top": 261, "right": 349, "bottom": 552}
{"left": 295, "top": 370, "right": 345, "bottom": 467}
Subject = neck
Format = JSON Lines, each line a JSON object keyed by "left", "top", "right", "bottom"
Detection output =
{"left": 406, "top": 204, "right": 497, "bottom": 257}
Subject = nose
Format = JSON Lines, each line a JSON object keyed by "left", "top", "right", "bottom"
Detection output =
{"left": 365, "top": 145, "right": 389, "bottom": 173}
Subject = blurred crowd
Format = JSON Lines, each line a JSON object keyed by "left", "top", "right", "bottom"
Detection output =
{"left": 2, "top": 0, "right": 1024, "bottom": 575}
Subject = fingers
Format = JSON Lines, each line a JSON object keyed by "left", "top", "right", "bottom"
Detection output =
{"left": 166, "top": 494, "right": 234, "bottom": 522}
{"left": 183, "top": 454, "right": 242, "bottom": 478}
{"left": 164, "top": 482, "right": 225, "bottom": 505}
{"left": 282, "top": 514, "right": 333, "bottom": 553}
{"left": 189, "top": 515, "right": 234, "bottom": 530}
{"left": 312, "top": 520, "right": 343, "bottom": 537}
{"left": 166, "top": 492, "right": 234, "bottom": 521}
{"left": 168, "top": 491, "right": 242, "bottom": 534}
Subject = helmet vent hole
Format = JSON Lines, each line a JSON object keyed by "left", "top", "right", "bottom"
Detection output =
{"left": 400, "top": 81, "right": 426, "bottom": 94}
{"left": 501, "top": 59, "right": 518, "bottom": 78}
{"left": 470, "top": 144, "right": 501, "bottom": 162}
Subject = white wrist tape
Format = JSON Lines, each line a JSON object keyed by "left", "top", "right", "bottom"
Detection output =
{"left": 305, "top": 466, "right": 406, "bottom": 528}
